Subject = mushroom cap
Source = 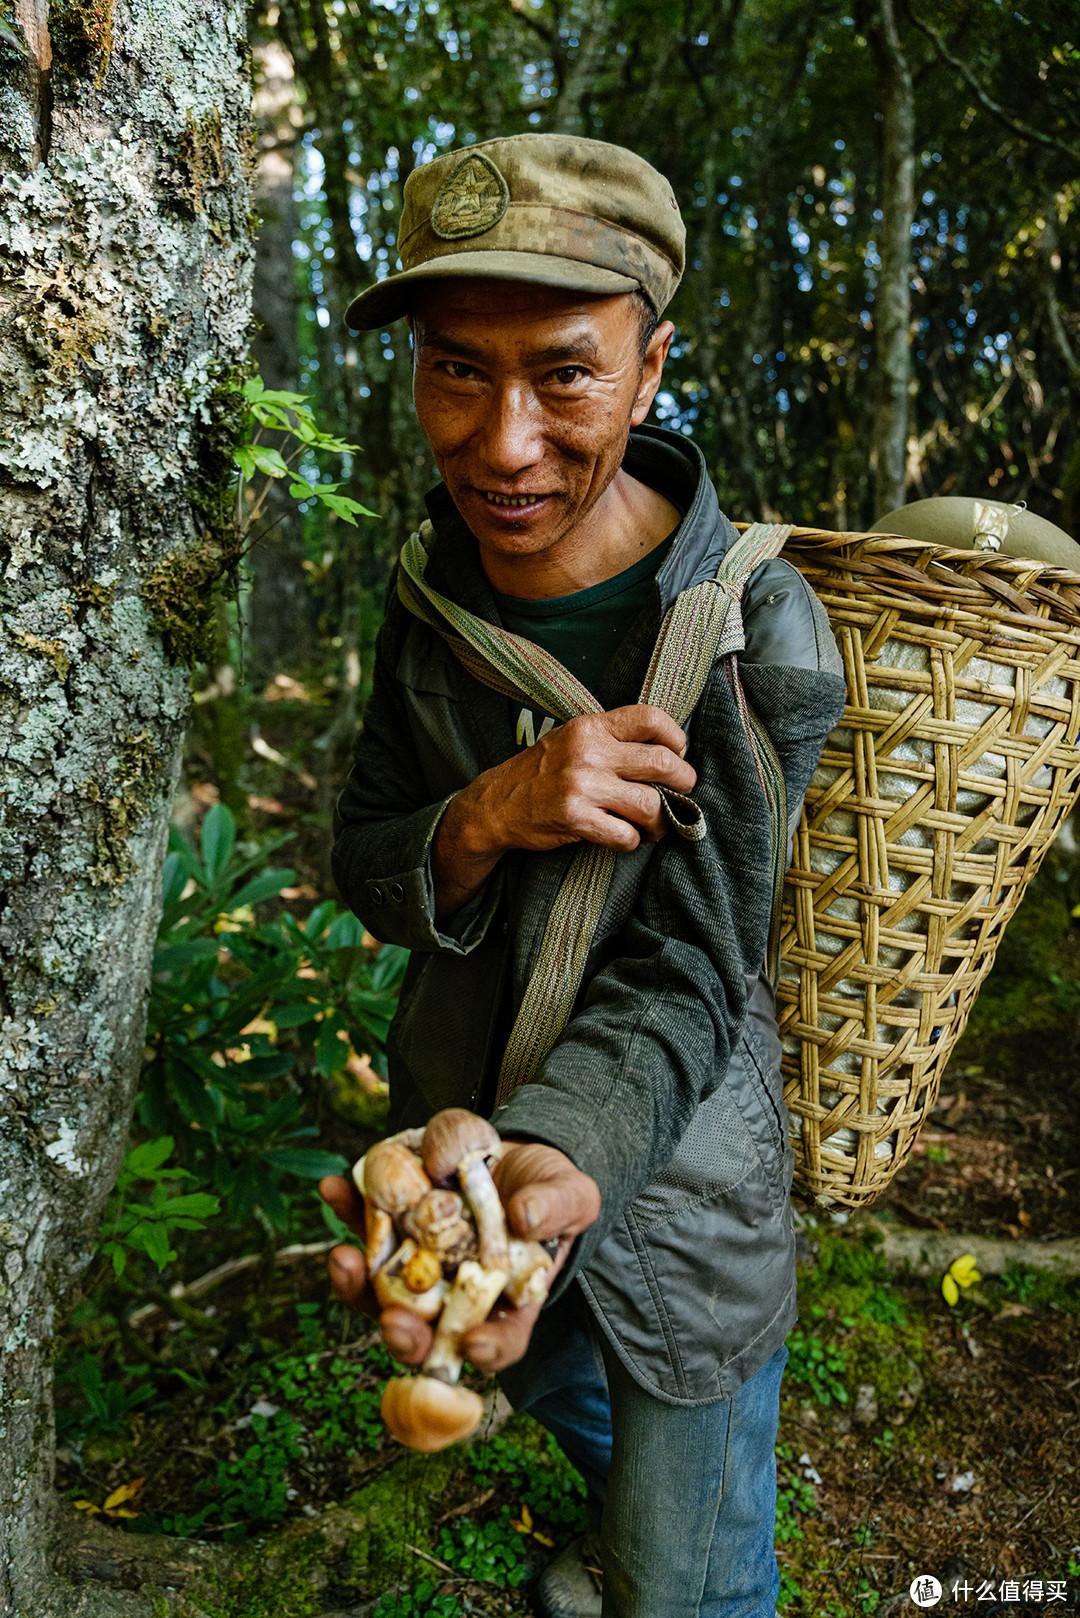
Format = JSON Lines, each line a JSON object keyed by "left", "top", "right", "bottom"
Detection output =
{"left": 422, "top": 1108, "right": 502, "bottom": 1181}
{"left": 381, "top": 1375, "right": 484, "bottom": 1452}
{"left": 360, "top": 1139, "right": 432, "bottom": 1214}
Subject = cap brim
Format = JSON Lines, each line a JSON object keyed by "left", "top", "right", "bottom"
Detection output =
{"left": 344, "top": 250, "right": 640, "bottom": 331}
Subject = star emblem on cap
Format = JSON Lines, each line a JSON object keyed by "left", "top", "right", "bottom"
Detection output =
{"left": 430, "top": 152, "right": 510, "bottom": 240}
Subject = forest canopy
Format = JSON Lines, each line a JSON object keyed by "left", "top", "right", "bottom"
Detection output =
{"left": 254, "top": 0, "right": 1079, "bottom": 616}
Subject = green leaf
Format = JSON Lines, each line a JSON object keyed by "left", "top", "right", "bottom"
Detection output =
{"left": 263, "top": 1148, "right": 348, "bottom": 1179}
{"left": 370, "top": 943, "right": 409, "bottom": 991}
{"left": 229, "top": 868, "right": 297, "bottom": 909}
{"left": 124, "top": 1137, "right": 176, "bottom": 1179}
{"left": 239, "top": 1052, "right": 294, "bottom": 1081}
{"left": 250, "top": 445, "right": 290, "bottom": 479}
{"left": 233, "top": 444, "right": 257, "bottom": 479}
{"left": 201, "top": 805, "right": 236, "bottom": 885}
{"left": 271, "top": 1002, "right": 323, "bottom": 1028}
{"left": 161, "top": 1192, "right": 219, "bottom": 1220}
{"left": 161, "top": 852, "right": 189, "bottom": 908}
{"left": 315, "top": 1020, "right": 350, "bottom": 1076}
{"left": 320, "top": 1200, "right": 353, "bottom": 1241}
{"left": 153, "top": 939, "right": 219, "bottom": 973}
{"left": 140, "top": 1223, "right": 175, "bottom": 1270}
{"left": 288, "top": 479, "right": 317, "bottom": 500}
{"left": 318, "top": 491, "right": 379, "bottom": 525}
{"left": 324, "top": 912, "right": 367, "bottom": 951}
{"left": 302, "top": 901, "right": 337, "bottom": 941}
{"left": 243, "top": 380, "right": 310, "bottom": 409}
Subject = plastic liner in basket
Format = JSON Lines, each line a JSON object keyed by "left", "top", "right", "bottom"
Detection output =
{"left": 769, "top": 527, "right": 1080, "bottom": 1207}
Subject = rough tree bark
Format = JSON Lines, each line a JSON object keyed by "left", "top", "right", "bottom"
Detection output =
{"left": 0, "top": 3, "right": 252, "bottom": 1611}
{"left": 867, "top": 0, "right": 916, "bottom": 517}
{"left": 248, "top": 35, "right": 309, "bottom": 683}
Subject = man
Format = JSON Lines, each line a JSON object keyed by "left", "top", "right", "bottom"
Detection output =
{"left": 320, "top": 133, "right": 846, "bottom": 1618}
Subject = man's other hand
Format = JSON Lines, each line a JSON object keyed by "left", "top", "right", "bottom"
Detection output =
{"left": 431, "top": 703, "right": 696, "bottom": 915}
{"left": 318, "top": 1124, "right": 599, "bottom": 1374}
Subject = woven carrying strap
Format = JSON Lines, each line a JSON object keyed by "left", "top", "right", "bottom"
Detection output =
{"left": 397, "top": 520, "right": 792, "bottom": 1104}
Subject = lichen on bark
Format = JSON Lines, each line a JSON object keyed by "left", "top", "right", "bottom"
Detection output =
{"left": 0, "top": 2, "right": 254, "bottom": 1609}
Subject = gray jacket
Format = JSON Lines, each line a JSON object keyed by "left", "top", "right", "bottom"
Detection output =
{"left": 333, "top": 425, "right": 845, "bottom": 1404}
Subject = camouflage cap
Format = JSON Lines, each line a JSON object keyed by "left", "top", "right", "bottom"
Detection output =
{"left": 344, "top": 133, "right": 685, "bottom": 330}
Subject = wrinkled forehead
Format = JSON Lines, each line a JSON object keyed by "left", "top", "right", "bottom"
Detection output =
{"left": 409, "top": 277, "right": 641, "bottom": 351}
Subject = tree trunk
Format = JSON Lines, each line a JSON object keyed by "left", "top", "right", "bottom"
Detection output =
{"left": 0, "top": 5, "right": 252, "bottom": 1611}
{"left": 868, "top": 0, "right": 916, "bottom": 517}
{"left": 248, "top": 36, "right": 310, "bottom": 682}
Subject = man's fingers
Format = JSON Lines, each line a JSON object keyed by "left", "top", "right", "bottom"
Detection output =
{"left": 602, "top": 704, "right": 688, "bottom": 755}
{"left": 319, "top": 1174, "right": 366, "bottom": 1238}
{"left": 380, "top": 1305, "right": 434, "bottom": 1367}
{"left": 609, "top": 741, "right": 697, "bottom": 794}
{"left": 502, "top": 1172, "right": 601, "bottom": 1244}
{"left": 463, "top": 1301, "right": 541, "bottom": 1373}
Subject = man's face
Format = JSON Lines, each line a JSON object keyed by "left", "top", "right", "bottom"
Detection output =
{"left": 410, "top": 280, "right": 672, "bottom": 565}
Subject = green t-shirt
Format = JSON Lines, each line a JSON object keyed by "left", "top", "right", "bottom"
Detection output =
{"left": 494, "top": 535, "right": 674, "bottom": 748}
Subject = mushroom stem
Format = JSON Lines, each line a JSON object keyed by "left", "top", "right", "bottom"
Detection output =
{"left": 458, "top": 1149, "right": 510, "bottom": 1272}
{"left": 363, "top": 1202, "right": 396, "bottom": 1276}
{"left": 374, "top": 1240, "right": 448, "bottom": 1319}
{"left": 423, "top": 1259, "right": 509, "bottom": 1384}
{"left": 504, "top": 1239, "right": 555, "bottom": 1309}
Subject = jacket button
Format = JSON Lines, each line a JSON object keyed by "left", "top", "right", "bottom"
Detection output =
{"left": 389, "top": 881, "right": 405, "bottom": 903}
{"left": 369, "top": 883, "right": 384, "bottom": 904}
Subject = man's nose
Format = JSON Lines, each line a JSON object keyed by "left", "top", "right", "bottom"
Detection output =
{"left": 478, "top": 383, "right": 544, "bottom": 477}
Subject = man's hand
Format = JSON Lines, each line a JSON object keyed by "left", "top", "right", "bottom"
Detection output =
{"left": 319, "top": 1119, "right": 599, "bottom": 1374}
{"left": 431, "top": 703, "right": 696, "bottom": 916}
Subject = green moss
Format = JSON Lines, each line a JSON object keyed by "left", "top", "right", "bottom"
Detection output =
{"left": 12, "top": 258, "right": 116, "bottom": 377}
{"left": 185, "top": 1460, "right": 458, "bottom": 1617}
{"left": 142, "top": 539, "right": 233, "bottom": 668}
{"left": 73, "top": 578, "right": 116, "bottom": 613}
{"left": 171, "top": 108, "right": 229, "bottom": 219}
{"left": 49, "top": 0, "right": 115, "bottom": 83}
{"left": 15, "top": 630, "right": 70, "bottom": 681}
{"left": 142, "top": 369, "right": 249, "bottom": 666}
{"left": 794, "top": 1228, "right": 934, "bottom": 1411}
{"left": 84, "top": 728, "right": 163, "bottom": 887}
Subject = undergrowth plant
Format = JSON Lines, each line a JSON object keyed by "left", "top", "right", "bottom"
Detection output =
{"left": 139, "top": 802, "right": 405, "bottom": 1235}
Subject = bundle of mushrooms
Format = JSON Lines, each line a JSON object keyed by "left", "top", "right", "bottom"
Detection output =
{"left": 353, "top": 1112, "right": 555, "bottom": 1452}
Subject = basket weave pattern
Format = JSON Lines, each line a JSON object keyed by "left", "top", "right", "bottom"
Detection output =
{"left": 777, "top": 529, "right": 1080, "bottom": 1206}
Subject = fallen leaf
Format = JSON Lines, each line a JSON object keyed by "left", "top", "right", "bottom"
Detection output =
{"left": 103, "top": 1479, "right": 146, "bottom": 1512}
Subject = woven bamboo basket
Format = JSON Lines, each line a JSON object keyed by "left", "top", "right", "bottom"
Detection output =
{"left": 772, "top": 526, "right": 1080, "bottom": 1206}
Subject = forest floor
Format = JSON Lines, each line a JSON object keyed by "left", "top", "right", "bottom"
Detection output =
{"left": 52, "top": 697, "right": 1080, "bottom": 1617}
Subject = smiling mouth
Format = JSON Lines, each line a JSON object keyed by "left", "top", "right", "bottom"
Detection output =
{"left": 481, "top": 491, "right": 547, "bottom": 508}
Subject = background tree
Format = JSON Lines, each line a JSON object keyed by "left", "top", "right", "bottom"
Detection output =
{"left": 0, "top": 0, "right": 252, "bottom": 1606}
{"left": 252, "top": 0, "right": 1078, "bottom": 671}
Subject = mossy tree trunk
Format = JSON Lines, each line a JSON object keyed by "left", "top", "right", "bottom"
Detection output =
{"left": 0, "top": 3, "right": 252, "bottom": 1610}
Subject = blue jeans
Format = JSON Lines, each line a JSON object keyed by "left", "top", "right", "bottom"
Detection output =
{"left": 499, "top": 1284, "right": 784, "bottom": 1618}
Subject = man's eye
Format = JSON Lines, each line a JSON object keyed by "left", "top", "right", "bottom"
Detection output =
{"left": 549, "top": 366, "right": 587, "bottom": 385}
{"left": 444, "top": 361, "right": 478, "bottom": 380}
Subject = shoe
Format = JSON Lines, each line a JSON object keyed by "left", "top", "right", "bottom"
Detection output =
{"left": 536, "top": 1532, "right": 604, "bottom": 1617}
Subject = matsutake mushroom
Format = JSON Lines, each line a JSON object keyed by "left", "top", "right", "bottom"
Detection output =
{"left": 373, "top": 1238, "right": 448, "bottom": 1320}
{"left": 355, "top": 1116, "right": 555, "bottom": 1453}
{"left": 402, "top": 1188, "right": 477, "bottom": 1267}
